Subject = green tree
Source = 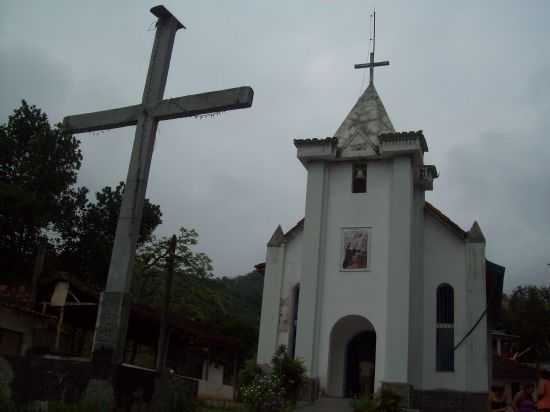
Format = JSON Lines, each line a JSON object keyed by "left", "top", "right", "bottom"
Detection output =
{"left": 503, "top": 285, "right": 550, "bottom": 364}
{"left": 132, "top": 228, "right": 264, "bottom": 362}
{"left": 58, "top": 182, "right": 162, "bottom": 287}
{"left": 132, "top": 227, "right": 213, "bottom": 312}
{"left": 0, "top": 101, "right": 85, "bottom": 278}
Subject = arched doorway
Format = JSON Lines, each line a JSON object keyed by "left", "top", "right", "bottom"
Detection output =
{"left": 328, "top": 315, "right": 376, "bottom": 398}
{"left": 345, "top": 330, "right": 376, "bottom": 397}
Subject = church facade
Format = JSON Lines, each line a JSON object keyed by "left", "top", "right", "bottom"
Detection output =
{"left": 257, "top": 79, "right": 496, "bottom": 407}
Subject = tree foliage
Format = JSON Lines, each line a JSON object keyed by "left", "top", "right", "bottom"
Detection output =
{"left": 0, "top": 101, "right": 84, "bottom": 277}
{"left": 58, "top": 182, "right": 162, "bottom": 287}
{"left": 131, "top": 232, "right": 263, "bottom": 360}
{"left": 1, "top": 101, "right": 263, "bottom": 363}
{"left": 132, "top": 227, "right": 213, "bottom": 308}
{"left": 502, "top": 285, "right": 550, "bottom": 363}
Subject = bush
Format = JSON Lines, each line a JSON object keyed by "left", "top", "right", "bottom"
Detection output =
{"left": 271, "top": 346, "right": 306, "bottom": 404}
{"left": 241, "top": 373, "right": 288, "bottom": 412}
{"left": 351, "top": 396, "right": 377, "bottom": 412}
{"left": 351, "top": 388, "right": 401, "bottom": 412}
{"left": 239, "top": 359, "right": 265, "bottom": 390}
{"left": 239, "top": 346, "right": 306, "bottom": 412}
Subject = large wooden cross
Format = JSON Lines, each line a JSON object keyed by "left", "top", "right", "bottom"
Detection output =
{"left": 63, "top": 5, "right": 254, "bottom": 364}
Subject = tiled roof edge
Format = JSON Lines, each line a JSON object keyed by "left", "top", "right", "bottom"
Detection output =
{"left": 379, "top": 130, "right": 428, "bottom": 152}
{"left": 294, "top": 137, "right": 338, "bottom": 146}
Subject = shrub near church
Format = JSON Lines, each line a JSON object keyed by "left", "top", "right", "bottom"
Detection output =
{"left": 240, "top": 346, "right": 306, "bottom": 412}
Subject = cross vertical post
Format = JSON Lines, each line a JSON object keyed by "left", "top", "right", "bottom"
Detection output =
{"left": 63, "top": 5, "right": 254, "bottom": 368}
{"left": 353, "top": 11, "right": 390, "bottom": 85}
{"left": 92, "top": 7, "right": 183, "bottom": 366}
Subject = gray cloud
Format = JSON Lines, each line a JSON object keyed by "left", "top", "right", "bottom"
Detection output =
{"left": 1, "top": 0, "right": 549, "bottom": 289}
{"left": 434, "top": 65, "right": 550, "bottom": 288}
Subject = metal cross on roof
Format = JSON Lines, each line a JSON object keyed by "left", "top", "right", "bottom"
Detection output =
{"left": 354, "top": 10, "right": 389, "bottom": 84}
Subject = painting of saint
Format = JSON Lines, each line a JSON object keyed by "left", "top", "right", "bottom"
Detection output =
{"left": 342, "top": 228, "right": 370, "bottom": 270}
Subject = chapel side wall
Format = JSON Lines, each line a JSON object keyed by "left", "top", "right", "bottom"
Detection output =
{"left": 277, "top": 231, "right": 303, "bottom": 348}
{"left": 317, "top": 160, "right": 392, "bottom": 395}
{"left": 422, "top": 213, "right": 467, "bottom": 391}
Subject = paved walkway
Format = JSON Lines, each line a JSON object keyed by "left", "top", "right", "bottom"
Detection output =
{"left": 298, "top": 398, "right": 353, "bottom": 412}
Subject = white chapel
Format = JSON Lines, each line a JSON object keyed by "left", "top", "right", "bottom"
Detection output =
{"left": 257, "top": 48, "right": 501, "bottom": 405}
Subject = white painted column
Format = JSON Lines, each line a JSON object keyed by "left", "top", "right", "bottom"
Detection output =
{"left": 257, "top": 228, "right": 286, "bottom": 365}
{"left": 408, "top": 189, "right": 425, "bottom": 387}
{"left": 465, "top": 223, "right": 488, "bottom": 392}
{"left": 295, "top": 161, "right": 328, "bottom": 377}
{"left": 384, "top": 157, "right": 413, "bottom": 383}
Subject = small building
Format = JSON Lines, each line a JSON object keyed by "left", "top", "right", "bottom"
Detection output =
{"left": 0, "top": 274, "right": 240, "bottom": 402}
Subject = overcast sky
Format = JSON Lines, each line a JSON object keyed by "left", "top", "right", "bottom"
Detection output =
{"left": 2, "top": 1, "right": 549, "bottom": 290}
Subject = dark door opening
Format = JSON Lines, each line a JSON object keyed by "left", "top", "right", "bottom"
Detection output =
{"left": 289, "top": 284, "right": 300, "bottom": 359}
{"left": 345, "top": 330, "right": 376, "bottom": 398}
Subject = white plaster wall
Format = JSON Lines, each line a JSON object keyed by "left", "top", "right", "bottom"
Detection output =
{"left": 422, "top": 213, "right": 468, "bottom": 391}
{"left": 198, "top": 363, "right": 234, "bottom": 400}
{"left": 317, "top": 160, "right": 393, "bottom": 394}
{"left": 277, "top": 230, "right": 303, "bottom": 348}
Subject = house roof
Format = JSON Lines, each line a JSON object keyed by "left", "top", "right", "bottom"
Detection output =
{"left": 335, "top": 83, "right": 395, "bottom": 151}
{"left": 3, "top": 272, "right": 240, "bottom": 350}
{"left": 0, "top": 302, "right": 57, "bottom": 320}
{"left": 424, "top": 202, "right": 467, "bottom": 239}
{"left": 284, "top": 218, "right": 304, "bottom": 240}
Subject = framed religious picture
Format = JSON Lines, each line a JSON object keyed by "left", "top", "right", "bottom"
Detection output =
{"left": 341, "top": 227, "right": 371, "bottom": 271}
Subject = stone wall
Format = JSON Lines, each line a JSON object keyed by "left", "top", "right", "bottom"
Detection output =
{"left": 0, "top": 355, "right": 198, "bottom": 409}
{"left": 413, "top": 389, "right": 488, "bottom": 412}
{"left": 7, "top": 355, "right": 92, "bottom": 403}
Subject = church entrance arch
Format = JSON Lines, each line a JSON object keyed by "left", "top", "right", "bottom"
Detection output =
{"left": 327, "top": 315, "right": 376, "bottom": 398}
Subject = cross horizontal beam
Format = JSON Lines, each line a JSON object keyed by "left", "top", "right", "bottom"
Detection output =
{"left": 63, "top": 86, "right": 254, "bottom": 134}
{"left": 63, "top": 105, "right": 140, "bottom": 134}
{"left": 354, "top": 61, "right": 390, "bottom": 69}
{"left": 154, "top": 86, "right": 253, "bottom": 121}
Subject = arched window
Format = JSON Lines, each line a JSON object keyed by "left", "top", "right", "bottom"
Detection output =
{"left": 436, "top": 284, "right": 454, "bottom": 371}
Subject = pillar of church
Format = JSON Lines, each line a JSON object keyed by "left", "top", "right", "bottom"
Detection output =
{"left": 257, "top": 227, "right": 286, "bottom": 365}
{"left": 464, "top": 223, "right": 489, "bottom": 393}
{"left": 295, "top": 161, "right": 328, "bottom": 377}
{"left": 384, "top": 157, "right": 413, "bottom": 383}
{"left": 408, "top": 189, "right": 426, "bottom": 387}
